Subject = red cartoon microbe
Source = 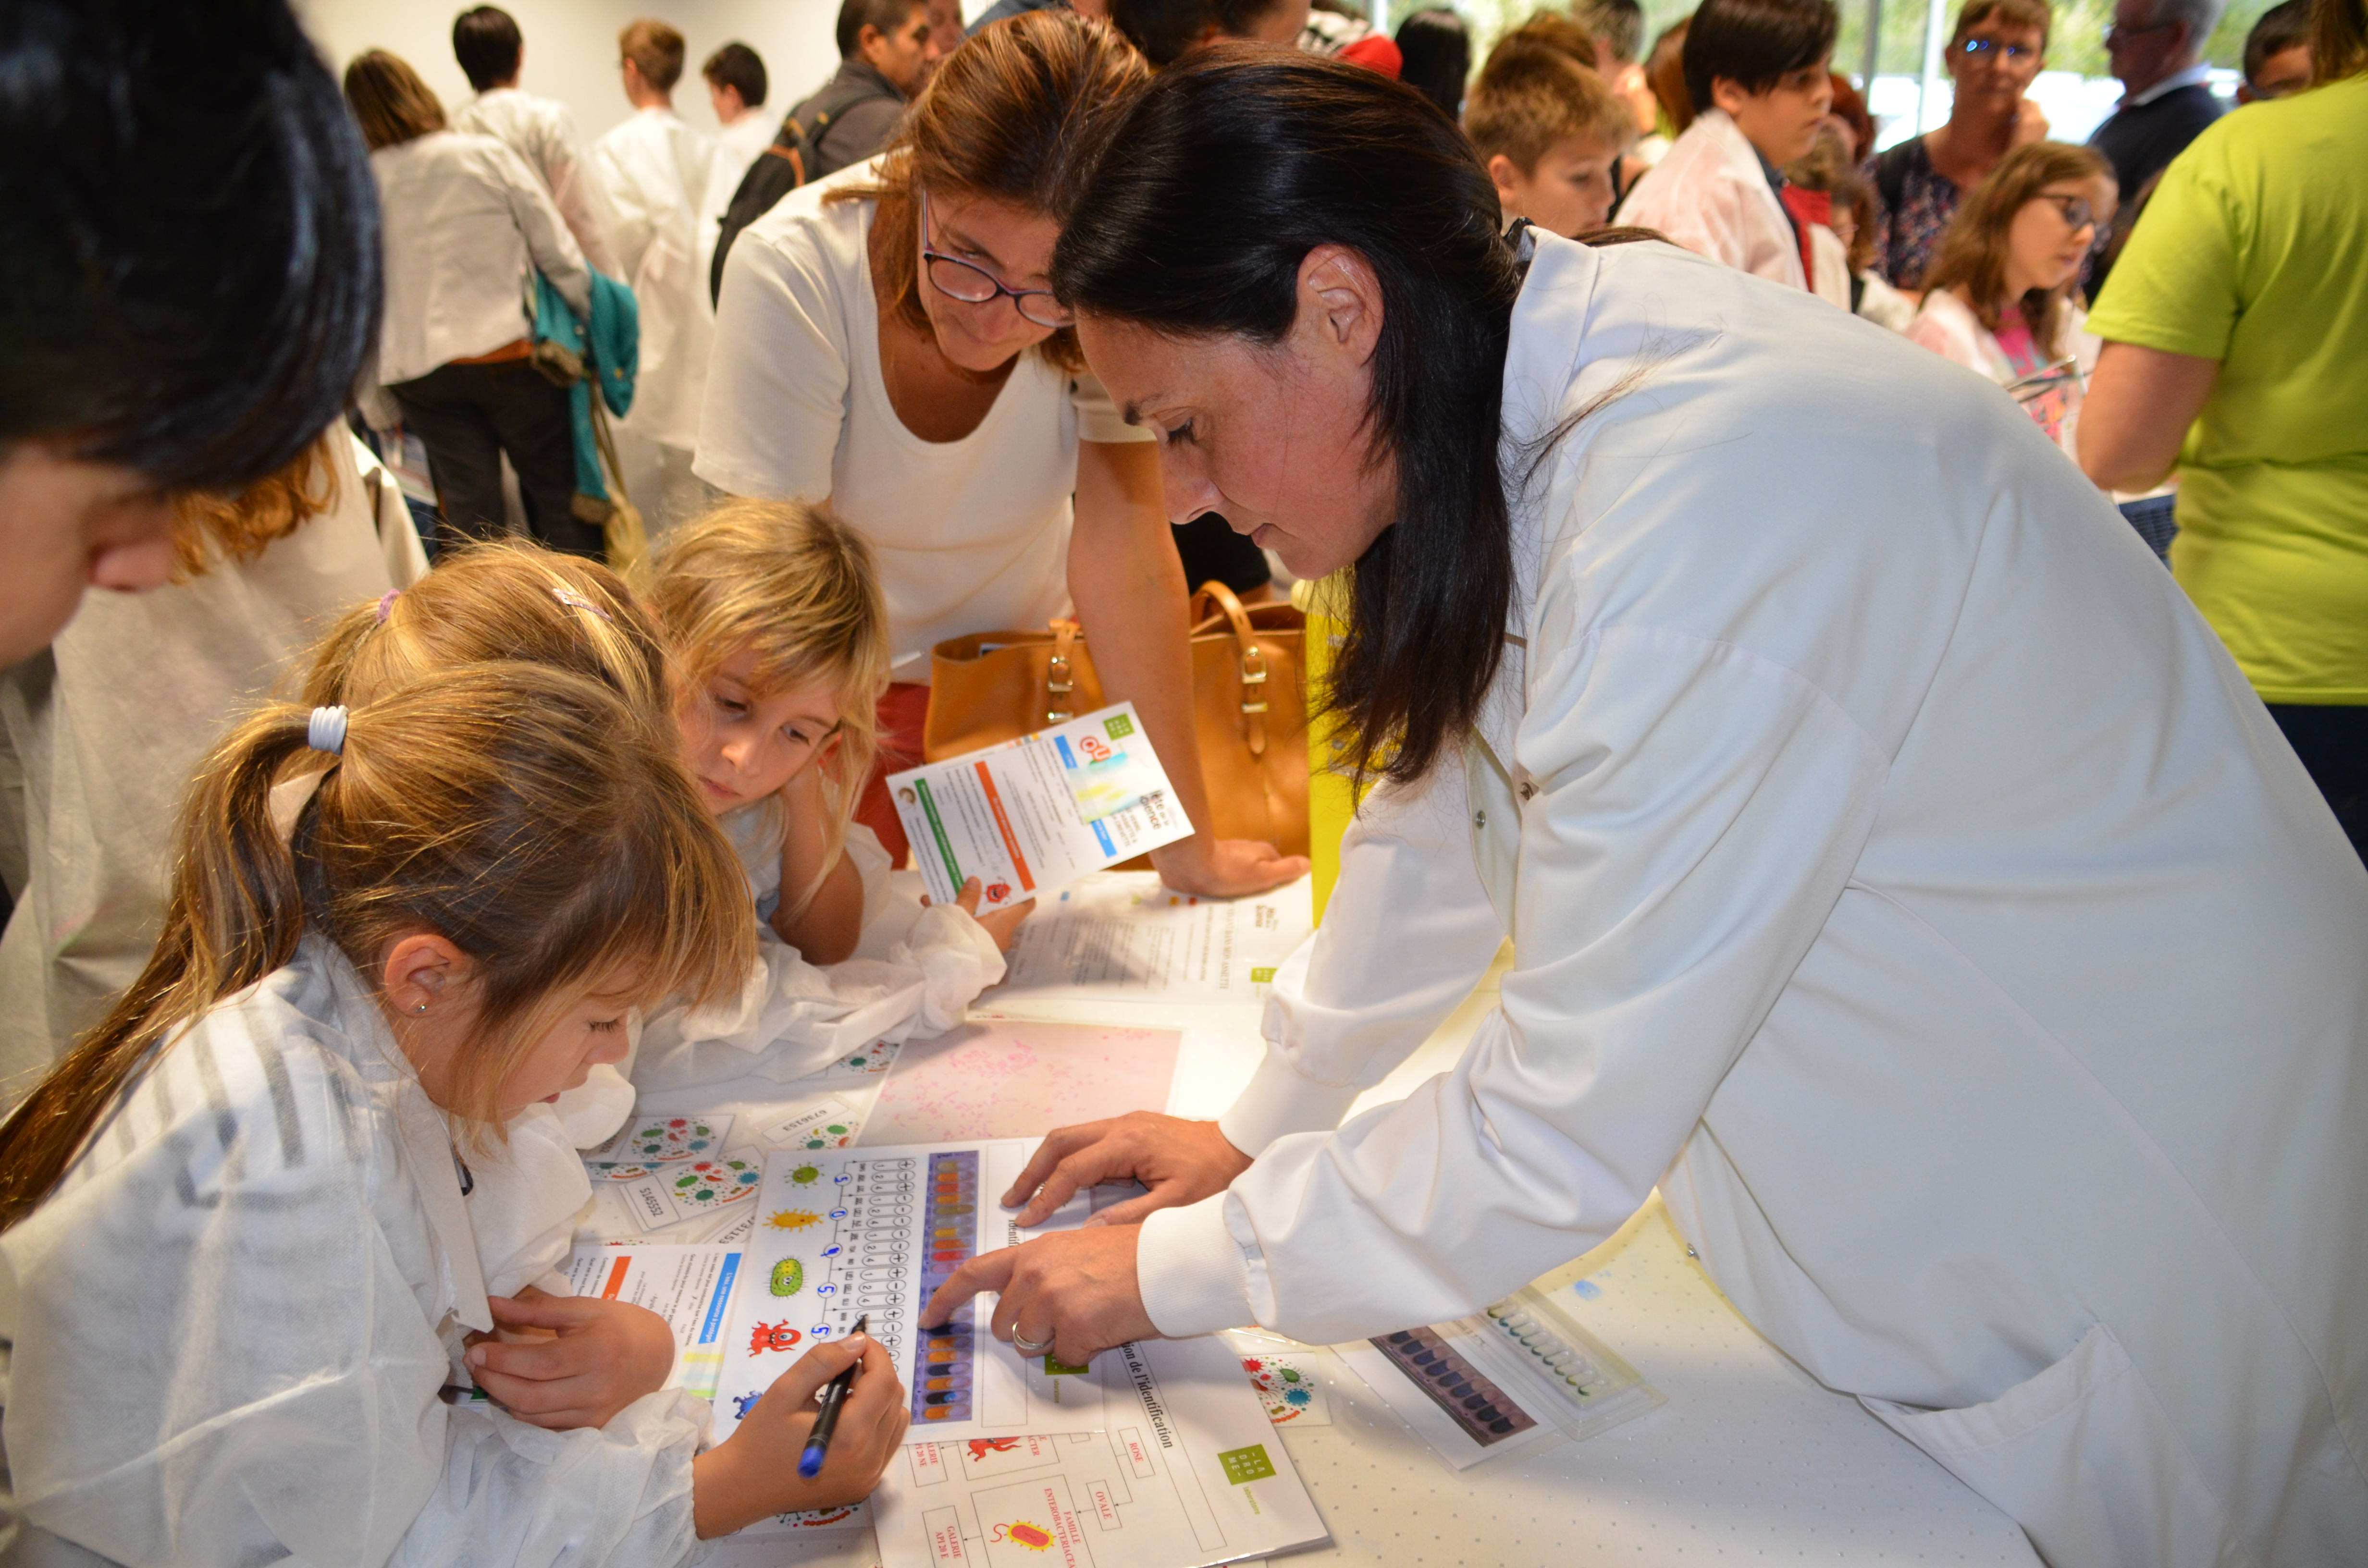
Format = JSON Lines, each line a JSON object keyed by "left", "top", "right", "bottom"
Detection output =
{"left": 749, "top": 1320, "right": 804, "bottom": 1354}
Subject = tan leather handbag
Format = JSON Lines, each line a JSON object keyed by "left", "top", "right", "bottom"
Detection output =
{"left": 924, "top": 582, "right": 1309, "bottom": 858}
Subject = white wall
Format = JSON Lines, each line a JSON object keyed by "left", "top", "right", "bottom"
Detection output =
{"left": 296, "top": 0, "right": 846, "bottom": 146}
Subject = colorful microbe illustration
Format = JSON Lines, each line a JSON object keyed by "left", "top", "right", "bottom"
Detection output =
{"left": 770, "top": 1257, "right": 805, "bottom": 1297}
{"left": 991, "top": 1520, "right": 1054, "bottom": 1550}
{"left": 731, "top": 1390, "right": 762, "bottom": 1421}
{"left": 749, "top": 1320, "right": 804, "bottom": 1354}
{"left": 790, "top": 1164, "right": 822, "bottom": 1185}
{"left": 766, "top": 1208, "right": 822, "bottom": 1232}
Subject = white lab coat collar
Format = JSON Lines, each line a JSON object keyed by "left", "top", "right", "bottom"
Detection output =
{"left": 2126, "top": 62, "right": 2213, "bottom": 107}
{"left": 305, "top": 931, "right": 494, "bottom": 1334}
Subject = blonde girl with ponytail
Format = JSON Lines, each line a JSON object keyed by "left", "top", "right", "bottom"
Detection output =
{"left": 632, "top": 500, "right": 1028, "bottom": 1092}
{"left": 0, "top": 664, "right": 910, "bottom": 1567}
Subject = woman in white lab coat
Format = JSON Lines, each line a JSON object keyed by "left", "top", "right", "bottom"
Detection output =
{"left": 921, "top": 52, "right": 2368, "bottom": 1567}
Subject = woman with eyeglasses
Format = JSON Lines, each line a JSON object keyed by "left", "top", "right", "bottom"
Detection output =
{"left": 693, "top": 9, "right": 1307, "bottom": 895}
{"left": 1906, "top": 143, "right": 2118, "bottom": 460}
{"left": 1864, "top": 0, "right": 2053, "bottom": 292}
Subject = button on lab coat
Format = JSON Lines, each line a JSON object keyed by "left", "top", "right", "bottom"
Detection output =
{"left": 0, "top": 937, "right": 707, "bottom": 1567}
{"left": 1135, "top": 235, "right": 2368, "bottom": 1565}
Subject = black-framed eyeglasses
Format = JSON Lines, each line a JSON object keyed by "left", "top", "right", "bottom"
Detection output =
{"left": 2039, "top": 193, "right": 2098, "bottom": 231}
{"left": 918, "top": 191, "right": 1073, "bottom": 329}
{"left": 1956, "top": 37, "right": 2035, "bottom": 63}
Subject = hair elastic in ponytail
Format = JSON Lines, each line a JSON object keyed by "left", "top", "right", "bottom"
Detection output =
{"left": 376, "top": 589, "right": 399, "bottom": 623}
{"left": 307, "top": 705, "right": 349, "bottom": 756}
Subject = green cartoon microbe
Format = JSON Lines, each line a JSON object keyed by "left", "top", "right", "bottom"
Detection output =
{"left": 791, "top": 1164, "right": 821, "bottom": 1186}
{"left": 770, "top": 1258, "right": 805, "bottom": 1297}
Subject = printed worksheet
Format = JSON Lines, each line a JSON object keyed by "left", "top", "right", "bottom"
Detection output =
{"left": 551, "top": 1245, "right": 744, "bottom": 1399}
{"left": 873, "top": 1334, "right": 1329, "bottom": 1568}
{"left": 986, "top": 874, "right": 1313, "bottom": 1008}
{"left": 888, "top": 704, "right": 1193, "bottom": 912}
{"left": 714, "top": 1139, "right": 1136, "bottom": 1444}
{"left": 863, "top": 1021, "right": 1181, "bottom": 1145}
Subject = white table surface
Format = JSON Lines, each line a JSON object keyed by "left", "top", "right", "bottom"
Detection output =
{"left": 644, "top": 961, "right": 2041, "bottom": 1568}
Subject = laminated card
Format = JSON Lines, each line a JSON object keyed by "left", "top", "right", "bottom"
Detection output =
{"left": 888, "top": 703, "right": 1193, "bottom": 912}
{"left": 715, "top": 1139, "right": 1150, "bottom": 1444}
{"left": 873, "top": 1334, "right": 1329, "bottom": 1568}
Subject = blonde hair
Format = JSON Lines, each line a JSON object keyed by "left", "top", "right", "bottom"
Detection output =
{"left": 1922, "top": 141, "right": 2114, "bottom": 358}
{"left": 0, "top": 662, "right": 753, "bottom": 1232}
{"left": 171, "top": 429, "right": 341, "bottom": 581}
{"left": 651, "top": 501, "right": 890, "bottom": 914}
{"left": 619, "top": 19, "right": 687, "bottom": 91}
{"left": 1466, "top": 36, "right": 1637, "bottom": 173}
{"left": 302, "top": 539, "right": 674, "bottom": 725}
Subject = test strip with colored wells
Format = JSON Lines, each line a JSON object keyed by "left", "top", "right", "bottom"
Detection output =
{"left": 912, "top": 1151, "right": 979, "bottom": 1424}
{"left": 1370, "top": 1325, "right": 1538, "bottom": 1446}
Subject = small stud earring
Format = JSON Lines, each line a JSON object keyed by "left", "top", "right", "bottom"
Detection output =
{"left": 415, "top": 1003, "right": 429, "bottom": 1014}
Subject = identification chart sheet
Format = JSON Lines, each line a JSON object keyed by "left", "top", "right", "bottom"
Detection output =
{"left": 875, "top": 1333, "right": 1328, "bottom": 1568}
{"left": 715, "top": 1139, "right": 1141, "bottom": 1444}
{"left": 987, "top": 873, "right": 1313, "bottom": 1009}
{"left": 888, "top": 703, "right": 1192, "bottom": 912}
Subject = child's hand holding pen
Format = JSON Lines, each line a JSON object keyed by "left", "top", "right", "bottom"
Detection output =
{"left": 692, "top": 1329, "right": 909, "bottom": 1539}
{"left": 464, "top": 1288, "right": 675, "bottom": 1430}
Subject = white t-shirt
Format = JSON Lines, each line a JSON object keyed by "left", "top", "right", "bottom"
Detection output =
{"left": 694, "top": 159, "right": 1153, "bottom": 676}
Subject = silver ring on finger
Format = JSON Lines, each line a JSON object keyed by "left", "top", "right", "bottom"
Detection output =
{"left": 1011, "top": 1331, "right": 1053, "bottom": 1356}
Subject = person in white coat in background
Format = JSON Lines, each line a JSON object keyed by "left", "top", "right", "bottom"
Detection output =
{"left": 699, "top": 40, "right": 777, "bottom": 265}
{"left": 594, "top": 19, "right": 717, "bottom": 531}
{"left": 0, "top": 430, "right": 426, "bottom": 1107}
{"left": 922, "top": 52, "right": 2368, "bottom": 1568}
{"left": 1616, "top": 0, "right": 1849, "bottom": 306}
{"left": 448, "top": 5, "right": 622, "bottom": 276}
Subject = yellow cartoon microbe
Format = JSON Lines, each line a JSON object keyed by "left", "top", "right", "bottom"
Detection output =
{"left": 765, "top": 1208, "right": 823, "bottom": 1232}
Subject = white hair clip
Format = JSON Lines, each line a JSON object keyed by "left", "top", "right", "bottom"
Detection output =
{"left": 307, "top": 705, "right": 349, "bottom": 756}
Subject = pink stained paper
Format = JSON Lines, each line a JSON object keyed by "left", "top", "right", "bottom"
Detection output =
{"left": 861, "top": 1019, "right": 1182, "bottom": 1143}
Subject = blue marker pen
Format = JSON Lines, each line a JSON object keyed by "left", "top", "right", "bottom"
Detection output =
{"left": 797, "top": 1313, "right": 869, "bottom": 1480}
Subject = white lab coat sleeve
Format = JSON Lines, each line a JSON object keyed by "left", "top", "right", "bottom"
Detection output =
{"left": 540, "top": 113, "right": 622, "bottom": 278}
{"left": 1217, "top": 762, "right": 1505, "bottom": 1160}
{"left": 492, "top": 140, "right": 591, "bottom": 317}
{"left": 1137, "top": 625, "right": 1890, "bottom": 1343}
{"left": 631, "top": 913, "right": 1003, "bottom": 1094}
{"left": 693, "top": 216, "right": 851, "bottom": 502}
{"left": 469, "top": 1103, "right": 597, "bottom": 1299}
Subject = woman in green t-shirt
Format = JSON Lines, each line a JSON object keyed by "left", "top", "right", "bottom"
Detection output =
{"left": 2083, "top": 0, "right": 2368, "bottom": 861}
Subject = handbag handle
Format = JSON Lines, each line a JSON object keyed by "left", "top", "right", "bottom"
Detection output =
{"left": 1189, "top": 580, "right": 1270, "bottom": 757}
{"left": 1046, "top": 617, "right": 1082, "bottom": 724}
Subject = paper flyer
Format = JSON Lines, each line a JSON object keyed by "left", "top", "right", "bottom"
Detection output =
{"left": 873, "top": 1333, "right": 1330, "bottom": 1568}
{"left": 986, "top": 874, "right": 1313, "bottom": 1009}
{"left": 888, "top": 703, "right": 1194, "bottom": 911}
{"left": 713, "top": 1139, "right": 1143, "bottom": 1445}
{"left": 561, "top": 1244, "right": 744, "bottom": 1398}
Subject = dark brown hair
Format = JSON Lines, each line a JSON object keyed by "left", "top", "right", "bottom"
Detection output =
{"left": 1645, "top": 18, "right": 1694, "bottom": 127}
{"left": 342, "top": 49, "right": 447, "bottom": 151}
{"left": 1922, "top": 140, "right": 2113, "bottom": 356}
{"left": 1054, "top": 48, "right": 1520, "bottom": 788}
{"left": 1950, "top": 0, "right": 2052, "bottom": 52}
{"left": 1681, "top": 0, "right": 1837, "bottom": 113}
{"left": 835, "top": 8, "right": 1151, "bottom": 372}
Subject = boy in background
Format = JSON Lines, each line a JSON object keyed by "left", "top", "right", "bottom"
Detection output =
{"left": 1614, "top": 0, "right": 1848, "bottom": 304}
{"left": 1465, "top": 37, "right": 1638, "bottom": 238}
{"left": 2238, "top": 0, "right": 2313, "bottom": 101}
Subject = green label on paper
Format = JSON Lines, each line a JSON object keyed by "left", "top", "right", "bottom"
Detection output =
{"left": 1250, "top": 967, "right": 1276, "bottom": 984}
{"left": 913, "top": 776, "right": 962, "bottom": 893}
{"left": 1218, "top": 1444, "right": 1276, "bottom": 1485}
{"left": 1103, "top": 712, "right": 1135, "bottom": 740}
{"left": 1043, "top": 1354, "right": 1091, "bottom": 1376}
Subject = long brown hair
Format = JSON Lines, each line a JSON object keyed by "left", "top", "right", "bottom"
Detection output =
{"left": 2318, "top": 0, "right": 2368, "bottom": 79}
{"left": 301, "top": 539, "right": 674, "bottom": 725}
{"left": 342, "top": 49, "right": 447, "bottom": 151}
{"left": 651, "top": 500, "right": 890, "bottom": 913}
{"left": 833, "top": 8, "right": 1151, "bottom": 372}
{"left": 0, "top": 663, "right": 753, "bottom": 1232}
{"left": 1921, "top": 141, "right": 2112, "bottom": 358}
{"left": 171, "top": 430, "right": 341, "bottom": 580}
